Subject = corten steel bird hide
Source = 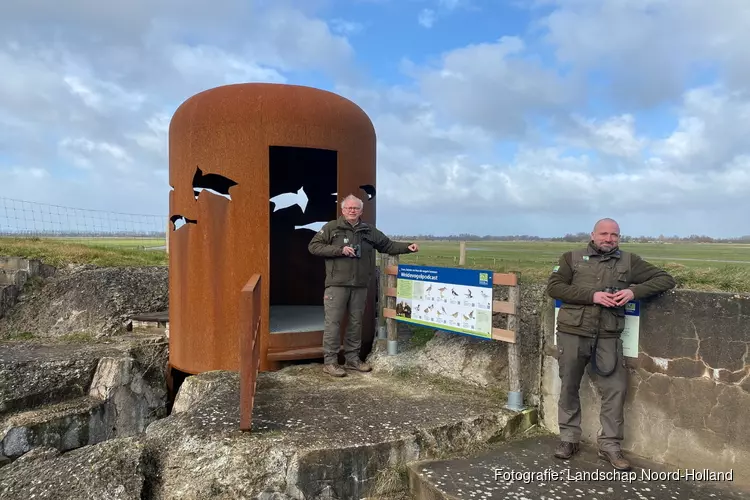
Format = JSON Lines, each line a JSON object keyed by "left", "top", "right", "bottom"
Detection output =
{"left": 168, "top": 83, "right": 377, "bottom": 375}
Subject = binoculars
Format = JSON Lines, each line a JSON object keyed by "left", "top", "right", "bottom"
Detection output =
{"left": 603, "top": 287, "right": 622, "bottom": 294}
{"left": 349, "top": 244, "right": 361, "bottom": 258}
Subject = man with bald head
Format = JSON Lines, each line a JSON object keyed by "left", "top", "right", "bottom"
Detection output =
{"left": 547, "top": 218, "right": 675, "bottom": 470}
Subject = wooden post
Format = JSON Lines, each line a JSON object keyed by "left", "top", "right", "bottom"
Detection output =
{"left": 377, "top": 263, "right": 387, "bottom": 345}
{"left": 459, "top": 241, "right": 466, "bottom": 266}
{"left": 165, "top": 219, "right": 170, "bottom": 255}
{"left": 385, "top": 254, "right": 399, "bottom": 355}
{"left": 505, "top": 275, "right": 524, "bottom": 410}
{"left": 240, "top": 274, "right": 261, "bottom": 431}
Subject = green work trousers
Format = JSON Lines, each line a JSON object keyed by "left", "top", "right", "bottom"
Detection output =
{"left": 556, "top": 331, "right": 629, "bottom": 452}
{"left": 323, "top": 286, "right": 368, "bottom": 365}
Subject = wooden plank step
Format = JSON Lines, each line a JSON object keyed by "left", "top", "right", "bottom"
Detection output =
{"left": 130, "top": 311, "right": 169, "bottom": 322}
{"left": 266, "top": 346, "right": 325, "bottom": 361}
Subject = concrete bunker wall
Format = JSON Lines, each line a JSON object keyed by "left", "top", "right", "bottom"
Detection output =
{"left": 540, "top": 289, "right": 750, "bottom": 485}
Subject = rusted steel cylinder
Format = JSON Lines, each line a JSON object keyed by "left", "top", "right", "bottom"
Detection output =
{"left": 168, "top": 83, "right": 377, "bottom": 374}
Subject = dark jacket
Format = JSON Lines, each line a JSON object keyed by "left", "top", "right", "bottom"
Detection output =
{"left": 308, "top": 216, "right": 414, "bottom": 287}
{"left": 547, "top": 242, "right": 676, "bottom": 337}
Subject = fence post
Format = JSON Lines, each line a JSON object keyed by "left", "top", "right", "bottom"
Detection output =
{"left": 459, "top": 241, "right": 466, "bottom": 265}
{"left": 505, "top": 275, "right": 525, "bottom": 411}
{"left": 385, "top": 254, "right": 399, "bottom": 355}
{"left": 165, "top": 219, "right": 170, "bottom": 255}
{"left": 377, "top": 263, "right": 387, "bottom": 342}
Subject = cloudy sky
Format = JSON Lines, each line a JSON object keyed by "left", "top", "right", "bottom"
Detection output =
{"left": 1, "top": 0, "right": 748, "bottom": 238}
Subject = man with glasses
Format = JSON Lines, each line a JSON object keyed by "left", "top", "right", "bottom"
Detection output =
{"left": 309, "top": 194, "right": 419, "bottom": 377}
{"left": 547, "top": 218, "right": 675, "bottom": 470}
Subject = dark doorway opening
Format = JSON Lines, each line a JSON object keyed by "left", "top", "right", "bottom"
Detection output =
{"left": 268, "top": 146, "right": 338, "bottom": 335}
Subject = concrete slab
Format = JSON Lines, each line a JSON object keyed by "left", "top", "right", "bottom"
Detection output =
{"left": 0, "top": 334, "right": 165, "bottom": 414}
{"left": 408, "top": 435, "right": 749, "bottom": 500}
{"left": 141, "top": 366, "right": 535, "bottom": 499}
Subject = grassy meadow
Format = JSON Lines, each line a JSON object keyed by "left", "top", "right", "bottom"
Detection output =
{"left": 0, "top": 237, "right": 168, "bottom": 268}
{"left": 2, "top": 236, "right": 750, "bottom": 293}
{"left": 387, "top": 240, "right": 750, "bottom": 293}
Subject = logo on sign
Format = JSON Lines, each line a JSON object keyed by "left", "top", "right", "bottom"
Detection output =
{"left": 479, "top": 272, "right": 489, "bottom": 285}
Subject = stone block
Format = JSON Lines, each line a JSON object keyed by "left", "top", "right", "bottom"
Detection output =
{"left": 540, "top": 287, "right": 750, "bottom": 486}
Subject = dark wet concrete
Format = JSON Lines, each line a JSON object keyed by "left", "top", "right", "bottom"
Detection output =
{"left": 409, "top": 435, "right": 749, "bottom": 500}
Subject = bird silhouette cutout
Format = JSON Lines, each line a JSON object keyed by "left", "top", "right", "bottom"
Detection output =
{"left": 171, "top": 214, "right": 197, "bottom": 231}
{"left": 192, "top": 167, "right": 238, "bottom": 200}
{"left": 359, "top": 184, "right": 376, "bottom": 200}
{"left": 270, "top": 186, "right": 308, "bottom": 213}
{"left": 294, "top": 221, "right": 327, "bottom": 232}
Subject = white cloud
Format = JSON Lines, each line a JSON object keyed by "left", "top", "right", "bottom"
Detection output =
{"left": 167, "top": 44, "right": 287, "bottom": 86}
{"left": 406, "top": 36, "right": 579, "bottom": 137}
{"left": 651, "top": 85, "right": 750, "bottom": 171}
{"left": 418, "top": 9, "right": 437, "bottom": 28}
{"left": 0, "top": 0, "right": 357, "bottom": 218}
{"left": 417, "top": 0, "right": 471, "bottom": 28}
{"left": 1, "top": 0, "right": 749, "bottom": 239}
{"left": 330, "top": 18, "right": 365, "bottom": 35}
{"left": 540, "top": 0, "right": 750, "bottom": 105}
{"left": 563, "top": 114, "right": 647, "bottom": 158}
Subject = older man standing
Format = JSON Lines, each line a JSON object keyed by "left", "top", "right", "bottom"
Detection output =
{"left": 308, "top": 194, "right": 418, "bottom": 377}
{"left": 547, "top": 218, "right": 675, "bottom": 470}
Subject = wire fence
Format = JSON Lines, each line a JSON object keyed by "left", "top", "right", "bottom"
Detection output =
{"left": 0, "top": 197, "right": 166, "bottom": 250}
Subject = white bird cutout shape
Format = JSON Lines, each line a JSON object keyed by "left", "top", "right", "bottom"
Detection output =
{"left": 295, "top": 221, "right": 327, "bottom": 232}
{"left": 270, "top": 187, "right": 308, "bottom": 213}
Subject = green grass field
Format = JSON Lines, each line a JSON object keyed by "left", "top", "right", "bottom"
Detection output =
{"left": 2, "top": 236, "right": 750, "bottom": 293}
{"left": 0, "top": 237, "right": 168, "bottom": 267}
{"left": 387, "top": 240, "right": 750, "bottom": 293}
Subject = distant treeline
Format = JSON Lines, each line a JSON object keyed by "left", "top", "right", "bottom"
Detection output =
{"left": 393, "top": 233, "right": 750, "bottom": 244}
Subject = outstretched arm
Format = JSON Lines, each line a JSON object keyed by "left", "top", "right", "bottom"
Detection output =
{"left": 308, "top": 225, "right": 344, "bottom": 258}
{"left": 369, "top": 228, "right": 415, "bottom": 255}
{"left": 546, "top": 252, "right": 596, "bottom": 305}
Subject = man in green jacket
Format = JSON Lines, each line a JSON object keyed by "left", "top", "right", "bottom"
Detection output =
{"left": 547, "top": 218, "right": 675, "bottom": 470}
{"left": 308, "top": 194, "right": 418, "bottom": 377}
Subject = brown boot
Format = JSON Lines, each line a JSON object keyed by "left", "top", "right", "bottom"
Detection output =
{"left": 598, "top": 449, "right": 631, "bottom": 470}
{"left": 554, "top": 441, "right": 580, "bottom": 459}
{"left": 344, "top": 359, "right": 372, "bottom": 372}
{"left": 323, "top": 363, "right": 346, "bottom": 377}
